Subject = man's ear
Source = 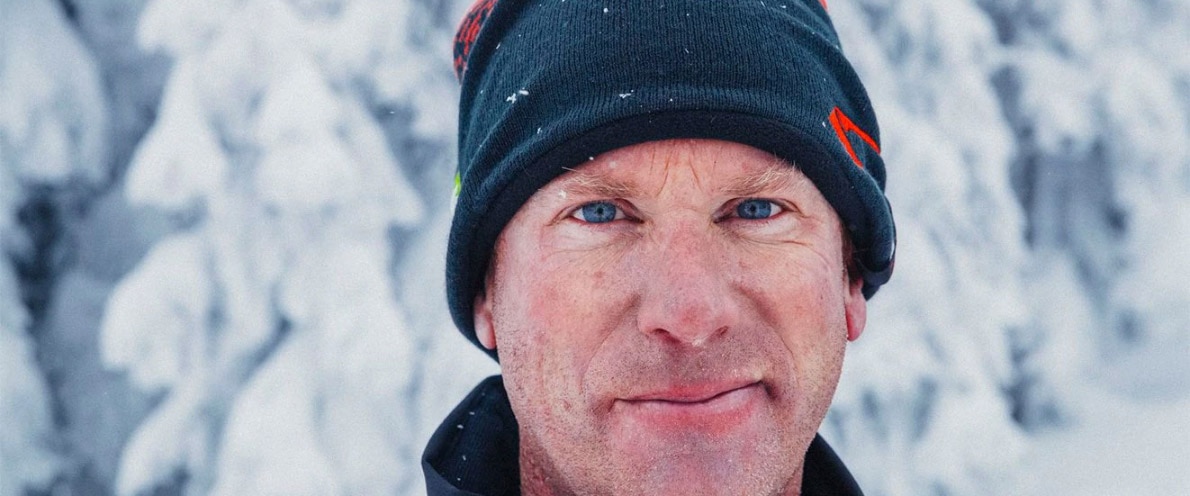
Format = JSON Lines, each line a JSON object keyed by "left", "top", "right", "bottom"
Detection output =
{"left": 844, "top": 277, "right": 867, "bottom": 342}
{"left": 474, "top": 290, "right": 497, "bottom": 350}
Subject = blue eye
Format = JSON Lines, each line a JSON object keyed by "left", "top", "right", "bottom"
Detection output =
{"left": 575, "top": 201, "right": 622, "bottom": 223}
{"left": 736, "top": 199, "right": 779, "bottom": 220}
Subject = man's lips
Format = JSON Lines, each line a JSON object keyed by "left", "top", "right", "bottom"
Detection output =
{"left": 622, "top": 381, "right": 764, "bottom": 404}
{"left": 613, "top": 381, "right": 767, "bottom": 433}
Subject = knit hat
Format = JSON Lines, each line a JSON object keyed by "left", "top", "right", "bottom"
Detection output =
{"left": 447, "top": 0, "right": 895, "bottom": 360}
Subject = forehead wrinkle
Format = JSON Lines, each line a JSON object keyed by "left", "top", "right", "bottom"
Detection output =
{"left": 689, "top": 150, "right": 707, "bottom": 193}
{"left": 554, "top": 144, "right": 799, "bottom": 201}
{"left": 649, "top": 143, "right": 675, "bottom": 198}
{"left": 653, "top": 140, "right": 707, "bottom": 198}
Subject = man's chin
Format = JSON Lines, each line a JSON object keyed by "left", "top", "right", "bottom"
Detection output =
{"left": 600, "top": 384, "right": 797, "bottom": 493}
{"left": 611, "top": 450, "right": 799, "bottom": 496}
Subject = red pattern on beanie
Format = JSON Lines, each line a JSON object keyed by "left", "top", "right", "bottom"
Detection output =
{"left": 830, "top": 106, "right": 881, "bottom": 169}
{"left": 454, "top": 0, "right": 498, "bottom": 81}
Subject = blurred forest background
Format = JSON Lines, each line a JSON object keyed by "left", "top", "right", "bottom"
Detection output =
{"left": 2, "top": 0, "right": 1188, "bottom": 494}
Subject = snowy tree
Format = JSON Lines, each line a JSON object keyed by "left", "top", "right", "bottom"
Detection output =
{"left": 822, "top": 1, "right": 1030, "bottom": 493}
{"left": 821, "top": 0, "right": 1190, "bottom": 494}
{"left": 98, "top": 0, "right": 493, "bottom": 494}
{"left": 981, "top": 0, "right": 1190, "bottom": 401}
{"left": 0, "top": 0, "right": 109, "bottom": 493}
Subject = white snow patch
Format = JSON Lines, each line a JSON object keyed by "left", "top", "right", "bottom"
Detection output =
{"left": 1006, "top": 386, "right": 1190, "bottom": 495}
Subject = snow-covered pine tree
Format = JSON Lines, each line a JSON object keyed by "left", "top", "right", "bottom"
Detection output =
{"left": 0, "top": 0, "right": 109, "bottom": 493}
{"left": 823, "top": 0, "right": 1190, "bottom": 494}
{"left": 822, "top": 1, "right": 1030, "bottom": 494}
{"left": 978, "top": 0, "right": 1190, "bottom": 408}
{"left": 101, "top": 0, "right": 490, "bottom": 494}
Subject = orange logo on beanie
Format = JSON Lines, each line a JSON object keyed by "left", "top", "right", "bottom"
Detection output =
{"left": 454, "top": 0, "right": 498, "bottom": 81}
{"left": 829, "top": 107, "right": 880, "bottom": 169}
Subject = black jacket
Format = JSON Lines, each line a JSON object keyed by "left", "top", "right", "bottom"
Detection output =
{"left": 422, "top": 376, "right": 864, "bottom": 496}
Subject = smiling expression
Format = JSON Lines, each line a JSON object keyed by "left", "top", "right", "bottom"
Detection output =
{"left": 474, "top": 139, "right": 867, "bottom": 496}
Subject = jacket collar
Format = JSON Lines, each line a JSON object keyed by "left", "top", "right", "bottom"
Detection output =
{"left": 422, "top": 376, "right": 863, "bottom": 496}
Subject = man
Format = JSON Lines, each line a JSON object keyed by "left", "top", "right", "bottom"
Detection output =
{"left": 423, "top": 0, "right": 895, "bottom": 494}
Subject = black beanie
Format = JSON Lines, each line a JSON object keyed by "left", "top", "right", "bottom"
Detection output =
{"left": 446, "top": 0, "right": 895, "bottom": 360}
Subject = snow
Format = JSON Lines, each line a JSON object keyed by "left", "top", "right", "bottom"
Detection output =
{"left": 506, "top": 89, "right": 529, "bottom": 103}
{"left": 0, "top": 263, "right": 59, "bottom": 496}
{"left": 0, "top": 0, "right": 110, "bottom": 493}
{"left": 101, "top": 233, "right": 211, "bottom": 391}
{"left": 100, "top": 0, "right": 451, "bottom": 493}
{"left": 210, "top": 336, "right": 344, "bottom": 496}
{"left": 124, "top": 60, "right": 230, "bottom": 210}
{"left": 822, "top": 0, "right": 1190, "bottom": 493}
{"left": 0, "top": 0, "right": 108, "bottom": 184}
{"left": 2, "top": 0, "right": 1188, "bottom": 495}
{"left": 137, "top": 0, "right": 239, "bottom": 56}
{"left": 1008, "top": 374, "right": 1190, "bottom": 494}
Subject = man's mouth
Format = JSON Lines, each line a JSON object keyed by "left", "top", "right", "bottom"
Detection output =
{"left": 624, "top": 381, "right": 764, "bottom": 404}
{"left": 615, "top": 381, "right": 767, "bottom": 431}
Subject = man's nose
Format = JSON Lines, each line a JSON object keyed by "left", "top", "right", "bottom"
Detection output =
{"left": 635, "top": 222, "right": 741, "bottom": 346}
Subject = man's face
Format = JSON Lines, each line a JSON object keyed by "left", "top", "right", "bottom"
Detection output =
{"left": 474, "top": 139, "right": 866, "bottom": 495}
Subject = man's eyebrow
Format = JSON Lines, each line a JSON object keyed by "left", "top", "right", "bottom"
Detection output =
{"left": 721, "top": 162, "right": 799, "bottom": 197}
{"left": 557, "top": 169, "right": 637, "bottom": 198}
